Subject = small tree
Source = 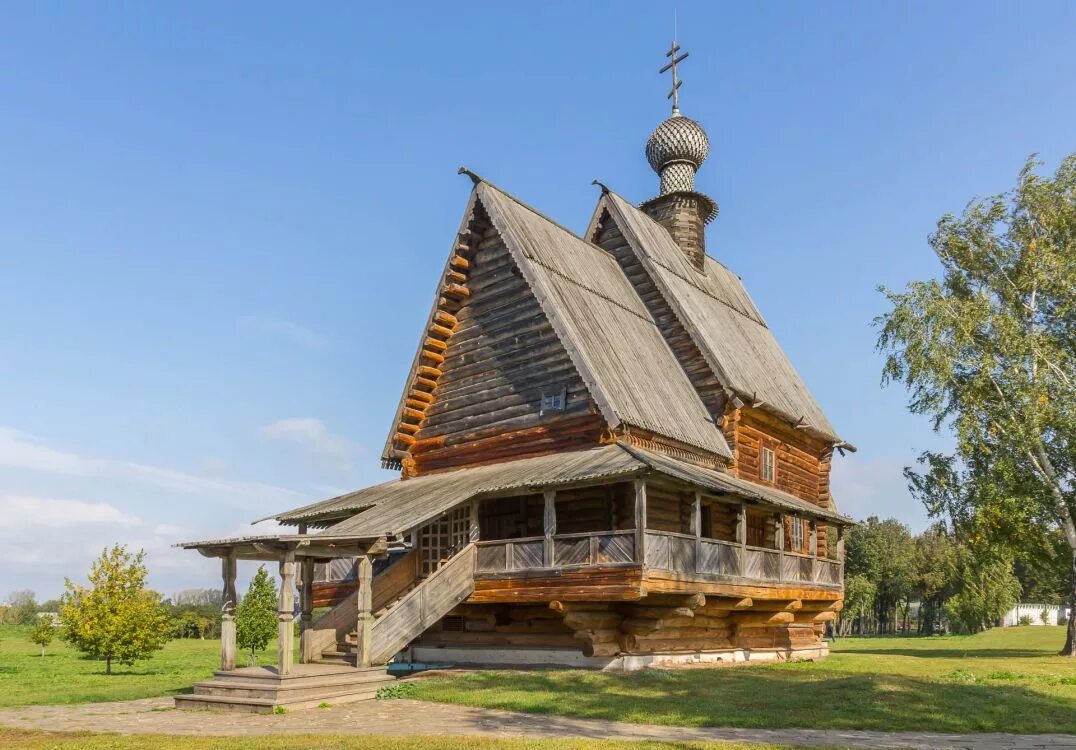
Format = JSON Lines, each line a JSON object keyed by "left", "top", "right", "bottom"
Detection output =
{"left": 30, "top": 615, "right": 55, "bottom": 657}
{"left": 6, "top": 589, "right": 39, "bottom": 626}
{"left": 236, "top": 566, "right": 277, "bottom": 666}
{"left": 59, "top": 545, "right": 170, "bottom": 674}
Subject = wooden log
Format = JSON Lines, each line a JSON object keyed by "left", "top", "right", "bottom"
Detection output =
{"left": 582, "top": 641, "right": 620, "bottom": 657}
{"left": 449, "top": 255, "right": 469, "bottom": 271}
{"left": 696, "top": 597, "right": 753, "bottom": 612}
{"left": 446, "top": 270, "right": 467, "bottom": 285}
{"left": 393, "top": 432, "right": 417, "bottom": 446}
{"left": 549, "top": 601, "right": 611, "bottom": 614}
{"left": 728, "top": 611, "right": 795, "bottom": 626}
{"left": 616, "top": 605, "right": 695, "bottom": 619}
{"left": 640, "top": 592, "right": 706, "bottom": 609}
{"left": 562, "top": 611, "right": 623, "bottom": 630}
{"left": 434, "top": 309, "right": 459, "bottom": 326}
{"left": 749, "top": 599, "right": 803, "bottom": 612}
{"left": 417, "top": 365, "right": 443, "bottom": 378}
{"left": 443, "top": 283, "right": 469, "bottom": 298}
{"left": 508, "top": 606, "right": 563, "bottom": 621}
{"left": 799, "top": 600, "right": 843, "bottom": 612}
{"left": 397, "top": 422, "right": 421, "bottom": 434}
{"left": 794, "top": 610, "right": 837, "bottom": 623}
{"left": 409, "top": 389, "right": 436, "bottom": 403}
{"left": 421, "top": 349, "right": 446, "bottom": 364}
{"left": 428, "top": 324, "right": 454, "bottom": 339}
{"left": 572, "top": 628, "right": 620, "bottom": 643}
{"left": 620, "top": 634, "right": 732, "bottom": 653}
{"left": 405, "top": 399, "right": 430, "bottom": 412}
{"left": 423, "top": 338, "right": 448, "bottom": 352}
{"left": 402, "top": 407, "right": 425, "bottom": 421}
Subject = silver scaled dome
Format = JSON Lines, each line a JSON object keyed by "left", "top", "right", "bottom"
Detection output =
{"left": 646, "top": 113, "right": 709, "bottom": 194}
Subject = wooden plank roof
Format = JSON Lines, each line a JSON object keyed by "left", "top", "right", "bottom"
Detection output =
{"left": 591, "top": 190, "right": 844, "bottom": 444}
{"left": 265, "top": 443, "right": 850, "bottom": 536}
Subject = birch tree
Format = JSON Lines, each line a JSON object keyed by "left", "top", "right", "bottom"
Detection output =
{"left": 878, "top": 154, "right": 1076, "bottom": 654}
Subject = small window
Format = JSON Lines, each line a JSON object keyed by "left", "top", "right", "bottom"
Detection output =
{"left": 540, "top": 385, "right": 566, "bottom": 416}
{"left": 761, "top": 446, "right": 776, "bottom": 483}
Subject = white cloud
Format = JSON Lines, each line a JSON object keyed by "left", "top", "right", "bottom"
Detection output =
{"left": 0, "top": 426, "right": 306, "bottom": 510}
{"left": 237, "top": 315, "right": 328, "bottom": 350}
{"left": 0, "top": 494, "right": 141, "bottom": 530}
{"left": 261, "top": 418, "right": 357, "bottom": 472}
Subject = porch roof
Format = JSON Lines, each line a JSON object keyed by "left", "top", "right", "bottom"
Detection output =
{"left": 262, "top": 443, "right": 851, "bottom": 537}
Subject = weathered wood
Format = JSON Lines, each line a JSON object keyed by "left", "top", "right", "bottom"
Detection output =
{"left": 220, "top": 554, "right": 237, "bottom": 671}
{"left": 727, "top": 610, "right": 795, "bottom": 626}
{"left": 562, "top": 611, "right": 622, "bottom": 630}
{"left": 639, "top": 592, "right": 706, "bottom": 609}
{"left": 634, "top": 478, "right": 647, "bottom": 563}
{"left": 355, "top": 555, "right": 373, "bottom": 667}
{"left": 298, "top": 557, "right": 315, "bottom": 663}
{"left": 277, "top": 552, "right": 296, "bottom": 675}
{"left": 543, "top": 489, "right": 556, "bottom": 568}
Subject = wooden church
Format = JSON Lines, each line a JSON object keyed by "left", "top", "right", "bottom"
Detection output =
{"left": 177, "top": 46, "right": 854, "bottom": 712}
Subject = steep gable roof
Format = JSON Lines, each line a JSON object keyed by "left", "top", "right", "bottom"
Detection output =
{"left": 381, "top": 178, "right": 732, "bottom": 467}
{"left": 590, "top": 190, "right": 842, "bottom": 444}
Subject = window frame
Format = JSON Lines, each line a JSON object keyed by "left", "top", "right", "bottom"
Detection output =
{"left": 760, "top": 445, "right": 776, "bottom": 483}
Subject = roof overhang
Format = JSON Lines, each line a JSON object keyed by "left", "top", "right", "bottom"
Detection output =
{"left": 175, "top": 534, "right": 389, "bottom": 561}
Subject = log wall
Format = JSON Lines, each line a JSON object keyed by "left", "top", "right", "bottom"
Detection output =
{"left": 410, "top": 209, "right": 606, "bottom": 474}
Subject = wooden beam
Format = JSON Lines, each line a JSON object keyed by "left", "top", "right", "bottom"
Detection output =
{"left": 220, "top": 553, "right": 237, "bottom": 671}
{"left": 692, "top": 491, "right": 702, "bottom": 576}
{"left": 543, "top": 489, "right": 557, "bottom": 568}
{"left": 277, "top": 552, "right": 296, "bottom": 675}
{"left": 355, "top": 555, "right": 374, "bottom": 667}
{"left": 634, "top": 478, "right": 647, "bottom": 565}
{"left": 299, "top": 557, "right": 315, "bottom": 663}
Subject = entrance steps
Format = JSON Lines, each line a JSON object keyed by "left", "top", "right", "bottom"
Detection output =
{"left": 174, "top": 664, "right": 395, "bottom": 713}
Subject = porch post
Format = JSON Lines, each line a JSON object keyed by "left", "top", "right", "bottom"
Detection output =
{"left": 775, "top": 513, "right": 786, "bottom": 581}
{"left": 543, "top": 490, "right": 557, "bottom": 567}
{"left": 692, "top": 491, "right": 702, "bottom": 574}
{"left": 809, "top": 520, "right": 819, "bottom": 583}
{"left": 736, "top": 503, "right": 747, "bottom": 576}
{"left": 634, "top": 478, "right": 647, "bottom": 564}
{"left": 355, "top": 554, "right": 374, "bottom": 667}
{"left": 277, "top": 552, "right": 295, "bottom": 675}
{"left": 220, "top": 552, "right": 237, "bottom": 671}
{"left": 469, "top": 500, "right": 480, "bottom": 543}
{"left": 298, "top": 557, "right": 315, "bottom": 663}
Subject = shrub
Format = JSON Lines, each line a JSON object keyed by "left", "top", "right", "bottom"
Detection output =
{"left": 1019, "top": 614, "right": 1033, "bottom": 626}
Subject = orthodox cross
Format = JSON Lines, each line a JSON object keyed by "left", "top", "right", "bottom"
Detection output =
{"left": 660, "top": 41, "right": 689, "bottom": 114}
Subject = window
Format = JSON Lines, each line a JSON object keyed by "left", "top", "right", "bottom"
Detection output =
{"left": 761, "top": 446, "right": 776, "bottom": 483}
{"left": 540, "top": 385, "right": 566, "bottom": 416}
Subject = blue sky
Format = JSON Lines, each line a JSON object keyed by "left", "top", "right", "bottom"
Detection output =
{"left": 2, "top": 2, "right": 1074, "bottom": 599}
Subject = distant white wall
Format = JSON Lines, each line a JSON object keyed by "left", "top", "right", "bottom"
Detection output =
{"left": 1002, "top": 603, "right": 1069, "bottom": 626}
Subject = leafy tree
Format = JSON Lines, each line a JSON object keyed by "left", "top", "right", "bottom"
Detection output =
{"left": 59, "top": 545, "right": 170, "bottom": 674}
{"left": 878, "top": 155, "right": 1076, "bottom": 655}
{"left": 845, "top": 517, "right": 916, "bottom": 632}
{"left": 5, "top": 589, "right": 39, "bottom": 625}
{"left": 914, "top": 524, "right": 959, "bottom": 634}
{"left": 236, "top": 566, "right": 277, "bottom": 666}
{"left": 945, "top": 547, "right": 1022, "bottom": 633}
{"left": 841, "top": 574, "right": 877, "bottom": 635}
{"left": 29, "top": 615, "right": 55, "bottom": 657}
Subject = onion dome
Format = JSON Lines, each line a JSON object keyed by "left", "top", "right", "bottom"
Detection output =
{"left": 646, "top": 113, "right": 710, "bottom": 195}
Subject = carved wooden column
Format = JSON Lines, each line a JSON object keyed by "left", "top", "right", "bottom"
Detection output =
{"left": 298, "top": 557, "right": 315, "bottom": 663}
{"left": 809, "top": 520, "right": 819, "bottom": 583}
{"left": 469, "top": 500, "right": 480, "bottom": 543}
{"left": 634, "top": 478, "right": 648, "bottom": 564}
{"left": 220, "top": 552, "right": 237, "bottom": 671}
{"left": 543, "top": 489, "right": 557, "bottom": 568}
{"left": 355, "top": 554, "right": 373, "bottom": 667}
{"left": 692, "top": 491, "right": 702, "bottom": 574}
{"left": 736, "top": 503, "right": 747, "bottom": 576}
{"left": 775, "top": 513, "right": 786, "bottom": 582}
{"left": 277, "top": 552, "right": 296, "bottom": 675}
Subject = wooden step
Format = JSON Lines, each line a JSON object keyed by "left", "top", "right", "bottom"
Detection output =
{"left": 176, "top": 665, "right": 395, "bottom": 712}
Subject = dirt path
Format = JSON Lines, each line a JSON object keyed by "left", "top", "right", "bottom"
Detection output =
{"left": 1, "top": 697, "right": 1074, "bottom": 749}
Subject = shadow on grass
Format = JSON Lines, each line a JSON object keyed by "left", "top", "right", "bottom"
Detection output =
{"left": 417, "top": 668, "right": 1076, "bottom": 734}
{"left": 841, "top": 647, "right": 1049, "bottom": 659}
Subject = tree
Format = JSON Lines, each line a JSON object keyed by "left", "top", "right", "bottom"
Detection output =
{"left": 5, "top": 589, "right": 39, "bottom": 625}
{"left": 236, "top": 566, "right": 277, "bottom": 666}
{"left": 30, "top": 615, "right": 55, "bottom": 657}
{"left": 59, "top": 545, "right": 170, "bottom": 674}
{"left": 945, "top": 546, "right": 1022, "bottom": 633}
{"left": 877, "top": 154, "right": 1076, "bottom": 655}
{"left": 845, "top": 517, "right": 916, "bottom": 633}
{"left": 914, "top": 524, "right": 959, "bottom": 634}
{"left": 842, "top": 574, "right": 877, "bottom": 636}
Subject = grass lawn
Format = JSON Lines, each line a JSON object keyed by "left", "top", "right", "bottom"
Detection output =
{"left": 0, "top": 729, "right": 808, "bottom": 750}
{"left": 0, "top": 625, "right": 278, "bottom": 707}
{"left": 411, "top": 626, "right": 1076, "bottom": 734}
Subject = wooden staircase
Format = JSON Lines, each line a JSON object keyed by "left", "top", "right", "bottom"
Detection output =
{"left": 318, "top": 544, "right": 476, "bottom": 666}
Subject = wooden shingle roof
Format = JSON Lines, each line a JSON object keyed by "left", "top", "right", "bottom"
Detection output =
{"left": 591, "top": 190, "right": 843, "bottom": 444}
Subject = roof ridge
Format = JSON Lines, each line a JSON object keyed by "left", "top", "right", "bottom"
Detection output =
{"left": 600, "top": 189, "right": 768, "bottom": 329}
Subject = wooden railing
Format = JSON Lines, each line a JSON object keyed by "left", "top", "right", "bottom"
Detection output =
{"left": 475, "top": 531, "right": 635, "bottom": 573}
{"left": 301, "top": 548, "right": 419, "bottom": 663}
{"left": 369, "top": 544, "right": 475, "bottom": 664}
{"left": 474, "top": 529, "right": 842, "bottom": 587}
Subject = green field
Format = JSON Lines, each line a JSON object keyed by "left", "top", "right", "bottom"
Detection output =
{"left": 1, "top": 624, "right": 1073, "bottom": 735}
{"left": 411, "top": 627, "right": 1076, "bottom": 734}
{"left": 0, "top": 625, "right": 280, "bottom": 707}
